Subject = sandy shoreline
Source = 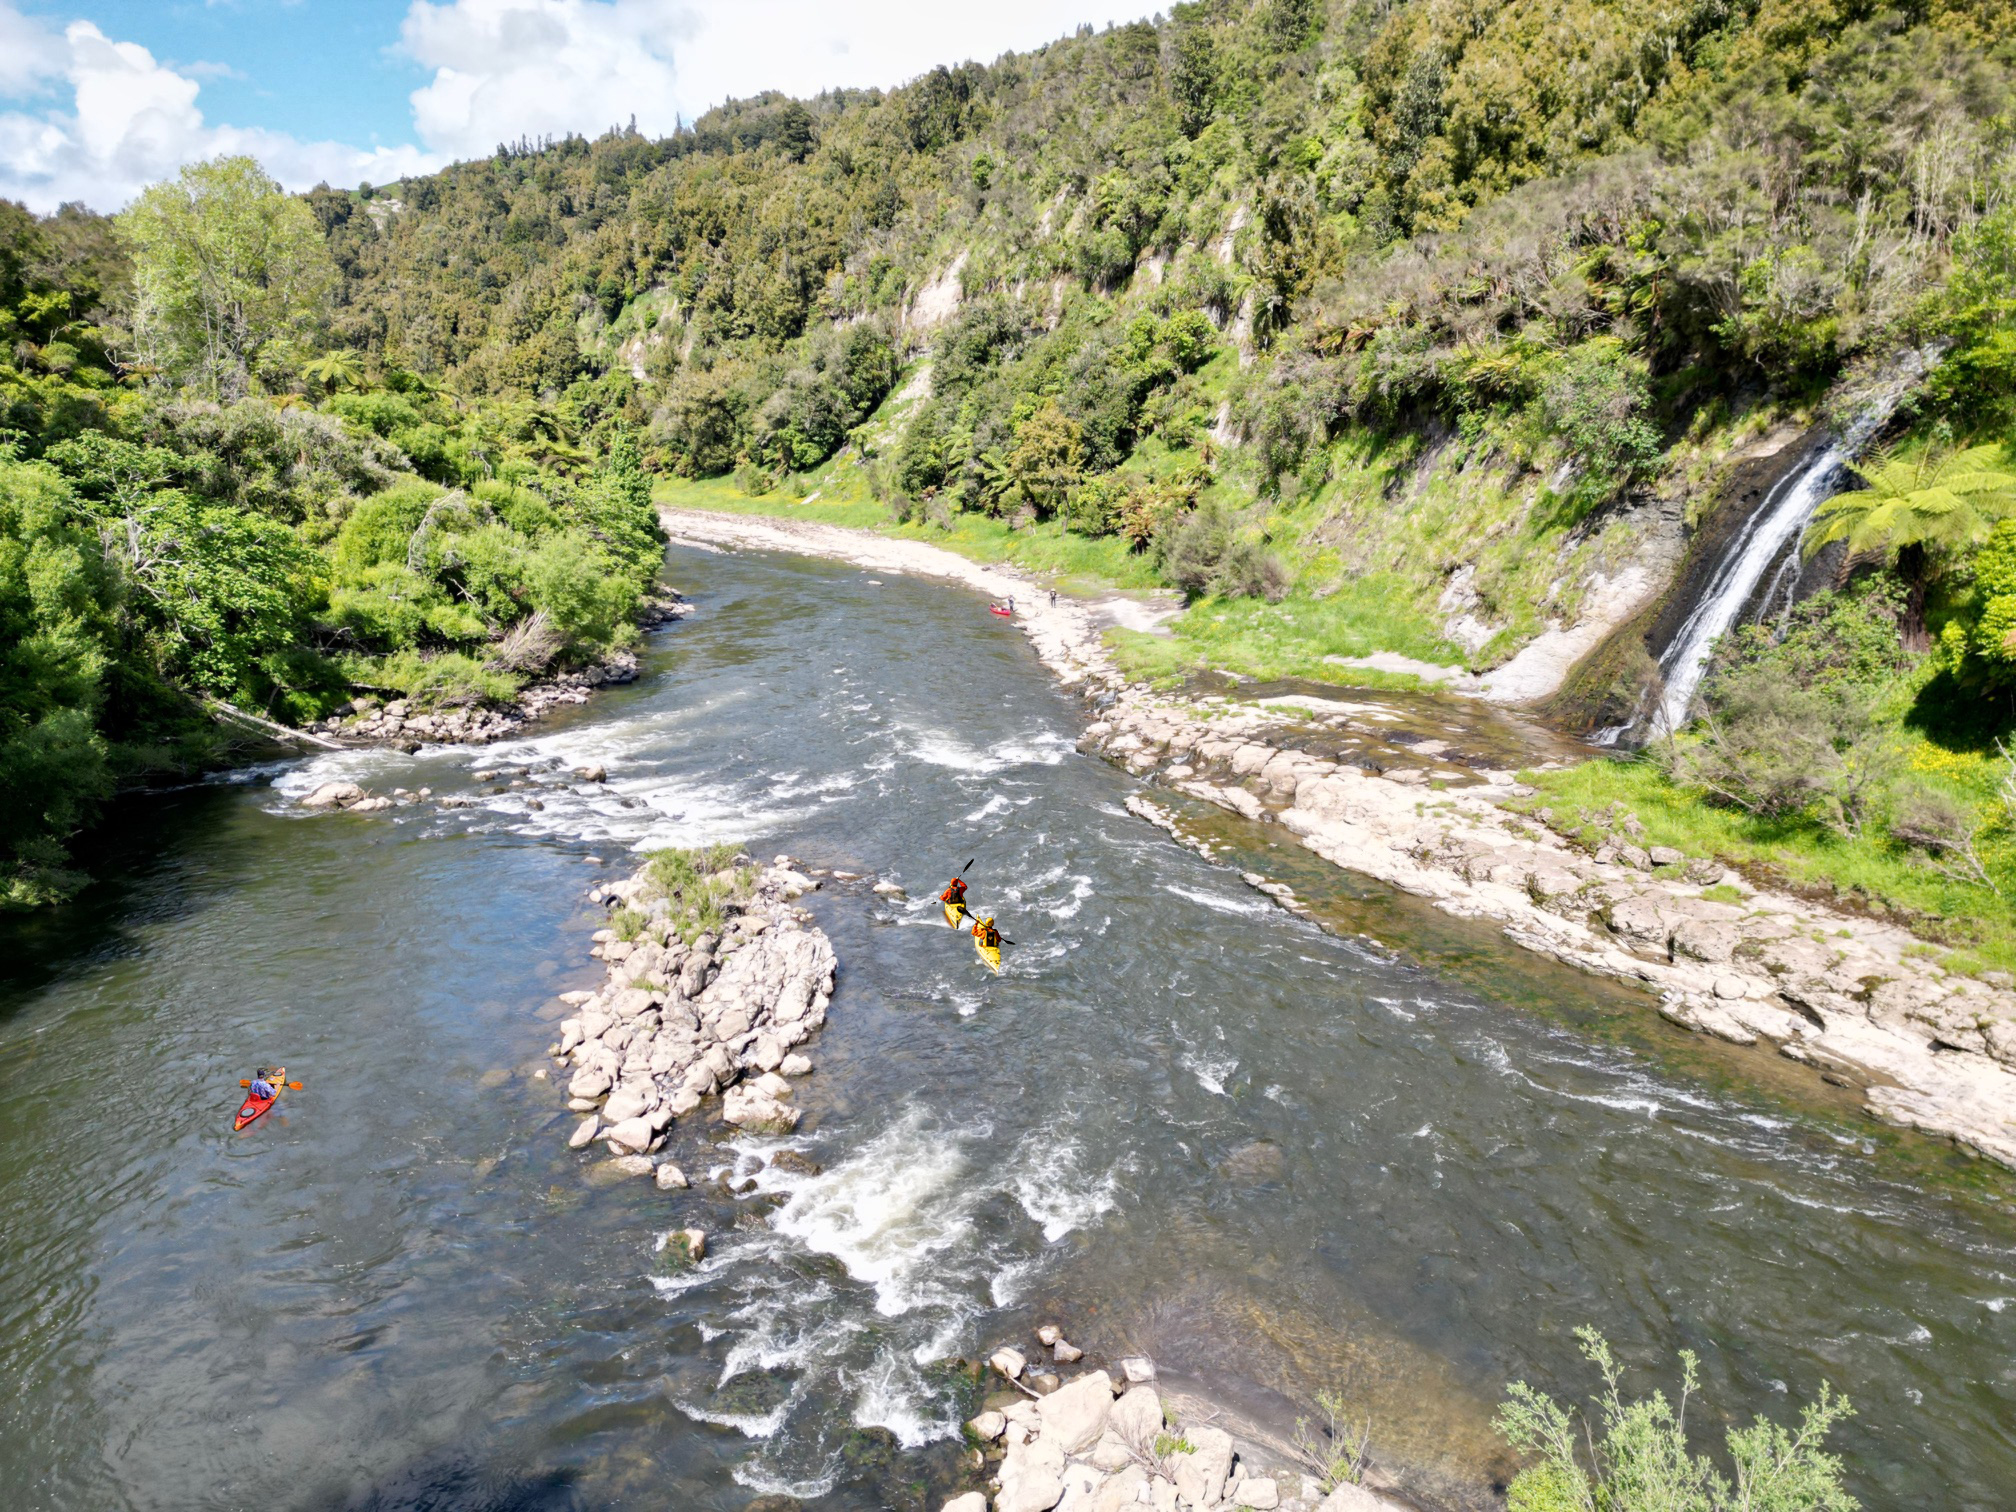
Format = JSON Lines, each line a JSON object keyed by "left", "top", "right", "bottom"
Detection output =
{"left": 660, "top": 505, "right": 2016, "bottom": 1173}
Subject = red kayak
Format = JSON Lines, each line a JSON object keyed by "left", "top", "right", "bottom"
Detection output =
{"left": 233, "top": 1069, "right": 286, "bottom": 1130}
{"left": 990, "top": 605, "right": 1013, "bottom": 618}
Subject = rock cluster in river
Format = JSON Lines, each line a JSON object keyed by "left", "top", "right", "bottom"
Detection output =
{"left": 952, "top": 1344, "right": 1407, "bottom": 1512}
{"left": 549, "top": 854, "right": 836, "bottom": 1166}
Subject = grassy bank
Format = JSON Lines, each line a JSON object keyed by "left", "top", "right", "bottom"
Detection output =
{"left": 656, "top": 473, "right": 1469, "bottom": 691}
{"left": 1518, "top": 752, "right": 2016, "bottom": 975}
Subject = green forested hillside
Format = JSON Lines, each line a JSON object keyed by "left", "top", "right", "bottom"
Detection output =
{"left": 5, "top": 0, "right": 2016, "bottom": 911}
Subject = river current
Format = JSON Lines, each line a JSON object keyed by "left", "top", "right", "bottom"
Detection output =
{"left": 3, "top": 544, "right": 2014, "bottom": 1511}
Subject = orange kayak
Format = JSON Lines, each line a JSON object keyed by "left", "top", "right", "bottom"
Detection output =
{"left": 234, "top": 1073, "right": 284, "bottom": 1131}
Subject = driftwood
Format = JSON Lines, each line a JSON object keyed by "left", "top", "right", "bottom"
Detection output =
{"left": 202, "top": 698, "right": 349, "bottom": 750}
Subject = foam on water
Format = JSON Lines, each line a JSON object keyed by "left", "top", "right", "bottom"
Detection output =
{"left": 904, "top": 728, "right": 1073, "bottom": 775}
{"left": 1007, "top": 1132, "right": 1124, "bottom": 1241}
{"left": 1161, "top": 882, "right": 1276, "bottom": 918}
{"left": 762, "top": 1111, "right": 986, "bottom": 1317}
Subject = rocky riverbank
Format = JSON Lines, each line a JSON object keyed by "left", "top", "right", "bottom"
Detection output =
{"left": 943, "top": 1335, "right": 1409, "bottom": 1512}
{"left": 659, "top": 507, "right": 2016, "bottom": 1172}
{"left": 543, "top": 846, "right": 839, "bottom": 1196}
{"left": 303, "top": 591, "right": 690, "bottom": 750}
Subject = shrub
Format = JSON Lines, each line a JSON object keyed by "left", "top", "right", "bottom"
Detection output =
{"left": 369, "top": 649, "right": 520, "bottom": 709}
{"left": 1496, "top": 1328, "right": 1856, "bottom": 1512}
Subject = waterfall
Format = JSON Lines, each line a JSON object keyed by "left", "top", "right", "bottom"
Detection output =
{"left": 1603, "top": 349, "right": 1937, "bottom": 745}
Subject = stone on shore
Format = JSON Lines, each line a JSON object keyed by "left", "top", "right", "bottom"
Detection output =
{"left": 607, "top": 1154, "right": 655, "bottom": 1178}
{"left": 1053, "top": 1340, "right": 1083, "bottom": 1363}
{"left": 654, "top": 1163, "right": 689, "bottom": 1191}
{"left": 1233, "top": 1478, "right": 1280, "bottom": 1509}
{"left": 567, "top": 1115, "right": 599, "bottom": 1148}
{"left": 941, "top": 1496, "right": 986, "bottom": 1512}
{"left": 1119, "top": 1356, "right": 1157, "bottom": 1384}
{"left": 1036, "top": 1369, "right": 1113, "bottom": 1454}
{"left": 781, "top": 1052, "right": 813, "bottom": 1076}
{"left": 1110, "top": 1385, "right": 1160, "bottom": 1445}
{"left": 990, "top": 1347, "right": 1027, "bottom": 1380}
{"left": 1171, "top": 1425, "right": 1234, "bottom": 1510}
{"left": 1090, "top": 1466, "right": 1149, "bottom": 1512}
{"left": 1037, "top": 1324, "right": 1062, "bottom": 1346}
{"left": 1317, "top": 1483, "right": 1391, "bottom": 1512}
{"left": 996, "top": 1434, "right": 1067, "bottom": 1512}
{"left": 968, "top": 1410, "right": 1006, "bottom": 1442}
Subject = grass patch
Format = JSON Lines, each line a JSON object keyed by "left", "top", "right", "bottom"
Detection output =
{"left": 642, "top": 841, "right": 756, "bottom": 944}
{"left": 608, "top": 905, "right": 647, "bottom": 941}
{"left": 1520, "top": 754, "right": 2016, "bottom": 973}
{"left": 1108, "top": 582, "right": 1466, "bottom": 689}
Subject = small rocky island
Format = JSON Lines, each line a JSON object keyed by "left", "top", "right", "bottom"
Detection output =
{"left": 547, "top": 846, "right": 838, "bottom": 1184}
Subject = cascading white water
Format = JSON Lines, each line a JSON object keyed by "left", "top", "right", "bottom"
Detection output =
{"left": 1612, "top": 349, "right": 1936, "bottom": 743}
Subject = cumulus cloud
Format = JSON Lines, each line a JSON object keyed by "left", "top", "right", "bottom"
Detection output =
{"left": 0, "top": 4, "right": 436, "bottom": 212}
{"left": 401, "top": 0, "right": 692, "bottom": 158}
{"left": 0, "top": 0, "right": 1158, "bottom": 213}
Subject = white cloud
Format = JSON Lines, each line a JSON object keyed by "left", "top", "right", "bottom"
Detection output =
{"left": 0, "top": 0, "right": 1161, "bottom": 214}
{"left": 661, "top": 2, "right": 1154, "bottom": 122}
{"left": 400, "top": 0, "right": 692, "bottom": 158}
{"left": 0, "top": 5, "right": 436, "bottom": 212}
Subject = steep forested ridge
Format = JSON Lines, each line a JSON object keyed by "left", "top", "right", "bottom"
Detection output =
{"left": 4, "top": 0, "right": 2015, "bottom": 917}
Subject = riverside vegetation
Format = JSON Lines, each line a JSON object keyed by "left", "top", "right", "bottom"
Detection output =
{"left": 8, "top": 1, "right": 2016, "bottom": 952}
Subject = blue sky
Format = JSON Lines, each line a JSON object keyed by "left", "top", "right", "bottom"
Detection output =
{"left": 0, "top": 1, "right": 1154, "bottom": 212}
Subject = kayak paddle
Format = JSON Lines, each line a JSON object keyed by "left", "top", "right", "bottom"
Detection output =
{"left": 239, "top": 1079, "right": 304, "bottom": 1089}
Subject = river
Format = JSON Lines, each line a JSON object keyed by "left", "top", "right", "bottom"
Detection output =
{"left": 3, "top": 544, "right": 2014, "bottom": 1512}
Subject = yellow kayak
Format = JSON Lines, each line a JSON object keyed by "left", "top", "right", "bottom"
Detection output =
{"left": 973, "top": 933, "right": 1001, "bottom": 974}
{"left": 943, "top": 899, "right": 969, "bottom": 929}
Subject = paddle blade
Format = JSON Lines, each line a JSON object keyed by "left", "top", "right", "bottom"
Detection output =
{"left": 286, "top": 1082, "right": 303, "bottom": 1090}
{"left": 239, "top": 1079, "right": 251, "bottom": 1087}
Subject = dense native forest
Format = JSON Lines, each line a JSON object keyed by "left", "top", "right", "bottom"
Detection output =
{"left": 4, "top": 0, "right": 2016, "bottom": 919}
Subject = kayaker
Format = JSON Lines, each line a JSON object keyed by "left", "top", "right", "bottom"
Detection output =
{"left": 972, "top": 916, "right": 1002, "bottom": 951}
{"left": 249, "top": 1068, "right": 278, "bottom": 1100}
{"left": 940, "top": 875, "right": 968, "bottom": 909}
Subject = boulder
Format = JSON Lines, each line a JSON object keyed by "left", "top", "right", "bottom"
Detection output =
{"left": 1091, "top": 1467, "right": 1149, "bottom": 1512}
{"left": 1087, "top": 1431, "right": 1134, "bottom": 1472}
{"left": 654, "top": 1163, "right": 689, "bottom": 1191}
{"left": 300, "top": 781, "right": 365, "bottom": 809}
{"left": 567, "top": 1067, "right": 612, "bottom": 1100}
{"left": 1054, "top": 1463, "right": 1103, "bottom": 1511}
{"left": 603, "top": 1116, "right": 655, "bottom": 1154}
{"left": 1110, "top": 1386, "right": 1161, "bottom": 1446}
{"left": 575, "top": 764, "right": 607, "bottom": 782}
{"left": 567, "top": 1115, "right": 600, "bottom": 1149}
{"left": 1037, "top": 1324, "right": 1062, "bottom": 1346}
{"left": 1233, "top": 1479, "right": 1280, "bottom": 1510}
{"left": 1171, "top": 1426, "right": 1233, "bottom": 1510}
{"left": 1036, "top": 1370, "right": 1113, "bottom": 1454}
{"left": 720, "top": 1083, "right": 800, "bottom": 1132}
{"left": 1119, "top": 1356, "right": 1157, "bottom": 1384}
{"left": 1054, "top": 1340, "right": 1083, "bottom": 1364}
{"left": 991, "top": 1347, "right": 1028, "bottom": 1380}
{"left": 996, "top": 1435, "right": 1067, "bottom": 1512}
{"left": 780, "top": 1053, "right": 814, "bottom": 1077}
{"left": 754, "top": 1071, "right": 793, "bottom": 1098}
{"left": 602, "top": 1084, "right": 652, "bottom": 1123}
{"left": 941, "top": 1496, "right": 987, "bottom": 1512}
{"left": 607, "top": 1154, "right": 655, "bottom": 1178}
{"left": 968, "top": 1410, "right": 1006, "bottom": 1442}
{"left": 350, "top": 796, "right": 394, "bottom": 812}
{"left": 1648, "top": 845, "right": 1685, "bottom": 867}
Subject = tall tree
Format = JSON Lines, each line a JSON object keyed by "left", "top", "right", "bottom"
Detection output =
{"left": 1804, "top": 444, "right": 2016, "bottom": 648}
{"left": 117, "top": 156, "right": 335, "bottom": 400}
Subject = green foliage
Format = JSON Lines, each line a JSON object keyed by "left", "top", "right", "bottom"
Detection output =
{"left": 1806, "top": 445, "right": 2016, "bottom": 569}
{"left": 119, "top": 157, "right": 335, "bottom": 399}
{"left": 1496, "top": 1328, "right": 1857, "bottom": 1512}
{"left": 0, "top": 451, "right": 116, "bottom": 906}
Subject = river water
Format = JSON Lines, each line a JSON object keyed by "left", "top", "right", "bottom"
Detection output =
{"left": 4, "top": 545, "right": 2015, "bottom": 1512}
